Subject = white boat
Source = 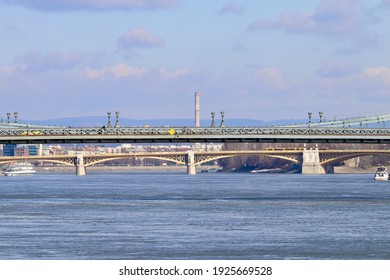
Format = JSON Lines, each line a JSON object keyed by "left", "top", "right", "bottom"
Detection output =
{"left": 2, "top": 162, "right": 36, "bottom": 176}
{"left": 250, "top": 168, "right": 282, "bottom": 173}
{"left": 201, "top": 167, "right": 223, "bottom": 173}
{"left": 374, "top": 165, "right": 389, "bottom": 181}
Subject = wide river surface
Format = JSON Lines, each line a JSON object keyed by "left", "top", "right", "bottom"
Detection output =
{"left": 1, "top": 172, "right": 390, "bottom": 260}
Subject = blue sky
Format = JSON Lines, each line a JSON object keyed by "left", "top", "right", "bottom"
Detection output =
{"left": 0, "top": 0, "right": 389, "bottom": 121}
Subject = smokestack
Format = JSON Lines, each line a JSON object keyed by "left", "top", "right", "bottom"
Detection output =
{"left": 195, "top": 92, "right": 200, "bottom": 127}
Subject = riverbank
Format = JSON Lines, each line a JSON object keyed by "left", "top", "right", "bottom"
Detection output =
{"left": 35, "top": 165, "right": 202, "bottom": 173}
{"left": 33, "top": 165, "right": 377, "bottom": 174}
{"left": 334, "top": 166, "right": 376, "bottom": 174}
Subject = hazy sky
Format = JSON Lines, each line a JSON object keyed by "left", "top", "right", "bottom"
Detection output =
{"left": 0, "top": 0, "right": 389, "bottom": 121}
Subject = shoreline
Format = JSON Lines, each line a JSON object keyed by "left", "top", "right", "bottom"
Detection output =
{"left": 36, "top": 165, "right": 192, "bottom": 173}
{"left": 334, "top": 166, "right": 376, "bottom": 174}
{"left": 33, "top": 165, "right": 377, "bottom": 174}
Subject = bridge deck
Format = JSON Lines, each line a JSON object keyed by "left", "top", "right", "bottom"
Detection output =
{"left": 1, "top": 126, "right": 390, "bottom": 144}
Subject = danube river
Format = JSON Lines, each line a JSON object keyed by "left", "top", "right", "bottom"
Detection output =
{"left": 1, "top": 172, "right": 390, "bottom": 259}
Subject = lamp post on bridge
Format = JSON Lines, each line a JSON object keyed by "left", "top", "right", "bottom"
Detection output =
{"left": 115, "top": 111, "right": 120, "bottom": 128}
{"left": 6, "top": 113, "right": 10, "bottom": 123}
{"left": 308, "top": 112, "right": 312, "bottom": 127}
{"left": 211, "top": 112, "right": 215, "bottom": 127}
{"left": 220, "top": 111, "right": 225, "bottom": 127}
{"left": 107, "top": 112, "right": 112, "bottom": 128}
{"left": 319, "top": 111, "right": 323, "bottom": 123}
{"left": 14, "top": 112, "right": 18, "bottom": 123}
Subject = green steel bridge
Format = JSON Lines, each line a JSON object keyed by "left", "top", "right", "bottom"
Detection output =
{"left": 1, "top": 113, "right": 390, "bottom": 175}
{"left": 1, "top": 113, "right": 390, "bottom": 144}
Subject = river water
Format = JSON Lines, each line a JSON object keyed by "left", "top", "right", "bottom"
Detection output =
{"left": 1, "top": 172, "right": 390, "bottom": 260}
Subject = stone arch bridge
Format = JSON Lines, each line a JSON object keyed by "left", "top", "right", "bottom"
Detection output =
{"left": 1, "top": 149, "right": 389, "bottom": 175}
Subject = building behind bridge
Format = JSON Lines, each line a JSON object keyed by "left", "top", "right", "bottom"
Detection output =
{"left": 2, "top": 144, "right": 39, "bottom": 156}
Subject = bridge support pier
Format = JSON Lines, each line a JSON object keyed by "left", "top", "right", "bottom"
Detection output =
{"left": 75, "top": 154, "right": 86, "bottom": 176}
{"left": 302, "top": 147, "right": 326, "bottom": 175}
{"left": 186, "top": 151, "right": 196, "bottom": 175}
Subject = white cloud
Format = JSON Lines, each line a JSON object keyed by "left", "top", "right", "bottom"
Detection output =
{"left": 318, "top": 59, "right": 359, "bottom": 78}
{"left": 158, "top": 68, "right": 189, "bottom": 79}
{"left": 217, "top": 2, "right": 244, "bottom": 15}
{"left": 84, "top": 63, "right": 148, "bottom": 79}
{"left": 118, "top": 28, "right": 164, "bottom": 49}
{"left": 14, "top": 51, "right": 87, "bottom": 72}
{"left": 0, "top": 0, "right": 179, "bottom": 11}
{"left": 0, "top": 64, "right": 27, "bottom": 75}
{"left": 248, "top": 0, "right": 366, "bottom": 38}
{"left": 0, "top": 59, "right": 196, "bottom": 119}
{"left": 252, "top": 68, "right": 291, "bottom": 91}
{"left": 364, "top": 67, "right": 390, "bottom": 83}
{"left": 84, "top": 67, "right": 105, "bottom": 79}
{"left": 2, "top": 48, "right": 389, "bottom": 120}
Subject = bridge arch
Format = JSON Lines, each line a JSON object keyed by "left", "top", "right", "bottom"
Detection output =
{"left": 84, "top": 156, "right": 185, "bottom": 167}
{"left": 0, "top": 158, "right": 74, "bottom": 166}
{"left": 195, "top": 153, "right": 301, "bottom": 166}
{"left": 321, "top": 152, "right": 390, "bottom": 165}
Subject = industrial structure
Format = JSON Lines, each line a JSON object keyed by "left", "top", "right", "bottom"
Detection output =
{"left": 195, "top": 92, "right": 200, "bottom": 127}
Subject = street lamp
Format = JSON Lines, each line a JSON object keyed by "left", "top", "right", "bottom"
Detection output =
{"left": 308, "top": 112, "right": 312, "bottom": 127}
{"left": 319, "top": 111, "right": 323, "bottom": 123}
{"left": 14, "top": 112, "right": 18, "bottom": 123}
{"left": 6, "top": 112, "right": 10, "bottom": 123}
{"left": 107, "top": 112, "right": 112, "bottom": 128}
{"left": 211, "top": 112, "right": 215, "bottom": 127}
{"left": 220, "top": 111, "right": 225, "bottom": 127}
{"left": 115, "top": 111, "right": 120, "bottom": 128}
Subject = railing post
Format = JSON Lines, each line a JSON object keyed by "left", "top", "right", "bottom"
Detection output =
{"left": 75, "top": 154, "right": 86, "bottom": 176}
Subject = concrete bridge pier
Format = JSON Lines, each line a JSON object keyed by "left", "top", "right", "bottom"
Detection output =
{"left": 75, "top": 154, "right": 86, "bottom": 176}
{"left": 302, "top": 147, "right": 326, "bottom": 175}
{"left": 186, "top": 151, "right": 196, "bottom": 175}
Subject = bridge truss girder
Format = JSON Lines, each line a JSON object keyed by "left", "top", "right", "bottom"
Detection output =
{"left": 194, "top": 152, "right": 303, "bottom": 166}
{"left": 83, "top": 154, "right": 187, "bottom": 166}
{"left": 0, "top": 156, "right": 76, "bottom": 166}
{"left": 1, "top": 150, "right": 390, "bottom": 169}
{"left": 320, "top": 150, "right": 390, "bottom": 165}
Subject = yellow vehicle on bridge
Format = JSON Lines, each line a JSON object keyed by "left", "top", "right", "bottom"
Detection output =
{"left": 20, "top": 131, "right": 42, "bottom": 136}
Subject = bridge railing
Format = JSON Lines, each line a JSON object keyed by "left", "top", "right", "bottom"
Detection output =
{"left": 2, "top": 126, "right": 390, "bottom": 137}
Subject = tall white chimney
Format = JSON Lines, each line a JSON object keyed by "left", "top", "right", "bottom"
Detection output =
{"left": 195, "top": 92, "right": 200, "bottom": 127}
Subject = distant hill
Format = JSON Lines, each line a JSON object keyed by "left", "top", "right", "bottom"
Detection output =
{"left": 20, "top": 116, "right": 307, "bottom": 127}
{"left": 18, "top": 116, "right": 389, "bottom": 128}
